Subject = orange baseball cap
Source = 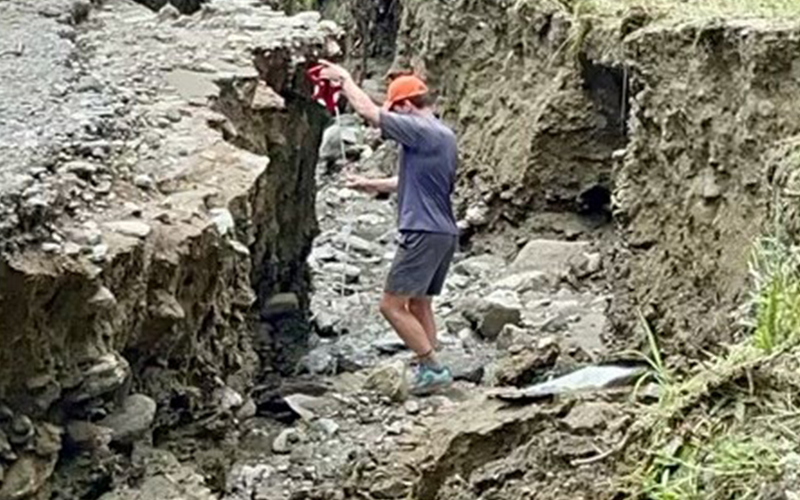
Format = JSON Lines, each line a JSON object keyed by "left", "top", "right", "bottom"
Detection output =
{"left": 383, "top": 75, "right": 429, "bottom": 111}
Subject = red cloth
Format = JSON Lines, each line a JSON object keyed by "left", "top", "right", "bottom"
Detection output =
{"left": 307, "top": 65, "right": 342, "bottom": 114}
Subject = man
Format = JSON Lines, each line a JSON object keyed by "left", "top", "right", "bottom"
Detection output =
{"left": 318, "top": 60, "right": 459, "bottom": 394}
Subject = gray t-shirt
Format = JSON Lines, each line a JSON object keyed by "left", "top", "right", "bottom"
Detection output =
{"left": 379, "top": 110, "right": 459, "bottom": 235}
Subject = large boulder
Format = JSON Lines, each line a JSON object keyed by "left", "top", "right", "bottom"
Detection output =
{"left": 494, "top": 337, "right": 560, "bottom": 387}
{"left": 509, "top": 239, "right": 590, "bottom": 276}
{"left": 463, "top": 290, "right": 523, "bottom": 340}
{"left": 363, "top": 361, "right": 409, "bottom": 402}
{"left": 97, "top": 394, "right": 156, "bottom": 445}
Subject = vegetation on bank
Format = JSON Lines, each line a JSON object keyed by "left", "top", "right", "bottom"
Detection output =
{"left": 619, "top": 192, "right": 800, "bottom": 498}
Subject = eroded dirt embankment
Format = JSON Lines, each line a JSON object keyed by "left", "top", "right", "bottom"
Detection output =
{"left": 612, "top": 19, "right": 800, "bottom": 354}
{"left": 0, "top": 1, "right": 339, "bottom": 497}
{"left": 391, "top": 0, "right": 800, "bottom": 355}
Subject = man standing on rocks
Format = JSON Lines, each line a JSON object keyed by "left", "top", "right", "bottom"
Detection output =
{"left": 318, "top": 60, "right": 459, "bottom": 395}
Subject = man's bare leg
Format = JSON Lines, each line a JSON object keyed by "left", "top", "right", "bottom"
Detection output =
{"left": 408, "top": 297, "right": 437, "bottom": 351}
{"left": 379, "top": 292, "right": 439, "bottom": 367}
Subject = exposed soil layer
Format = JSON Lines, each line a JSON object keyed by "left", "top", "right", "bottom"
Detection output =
{"left": 390, "top": 0, "right": 800, "bottom": 356}
{"left": 392, "top": 0, "right": 626, "bottom": 224}
{"left": 0, "top": 1, "right": 340, "bottom": 497}
{"left": 611, "top": 19, "right": 800, "bottom": 354}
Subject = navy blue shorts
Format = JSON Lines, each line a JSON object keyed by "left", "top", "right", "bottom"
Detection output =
{"left": 385, "top": 231, "right": 458, "bottom": 297}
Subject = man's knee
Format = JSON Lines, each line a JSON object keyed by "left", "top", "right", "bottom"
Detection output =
{"left": 408, "top": 297, "right": 432, "bottom": 315}
{"left": 380, "top": 293, "right": 406, "bottom": 319}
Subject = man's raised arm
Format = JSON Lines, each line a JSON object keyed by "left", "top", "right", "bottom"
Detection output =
{"left": 318, "top": 60, "right": 380, "bottom": 126}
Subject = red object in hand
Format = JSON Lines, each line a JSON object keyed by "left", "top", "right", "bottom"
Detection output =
{"left": 307, "top": 65, "right": 342, "bottom": 114}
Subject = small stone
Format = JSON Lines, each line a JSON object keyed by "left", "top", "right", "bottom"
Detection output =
{"left": 321, "top": 262, "right": 361, "bottom": 284}
{"left": 210, "top": 208, "right": 234, "bottom": 236}
{"left": 236, "top": 398, "right": 257, "bottom": 421}
{"left": 403, "top": 401, "right": 420, "bottom": 415}
{"left": 67, "top": 352, "right": 130, "bottom": 403}
{"left": 283, "top": 394, "right": 328, "bottom": 422}
{"left": 0, "top": 454, "right": 56, "bottom": 500}
{"left": 370, "top": 477, "right": 410, "bottom": 499}
{"left": 466, "top": 290, "right": 523, "bottom": 340}
{"left": 64, "top": 242, "right": 81, "bottom": 256}
{"left": 65, "top": 421, "right": 113, "bottom": 452}
{"left": 272, "top": 428, "right": 299, "bottom": 454}
{"left": 90, "top": 244, "right": 108, "bottom": 263}
{"left": 313, "top": 311, "right": 341, "bottom": 337}
{"left": 230, "top": 240, "right": 250, "bottom": 256}
{"left": 315, "top": 418, "right": 339, "bottom": 437}
{"left": 63, "top": 160, "right": 97, "bottom": 179}
{"left": 585, "top": 253, "right": 602, "bottom": 274}
{"left": 385, "top": 422, "right": 402, "bottom": 436}
{"left": 98, "top": 394, "right": 156, "bottom": 445}
{"left": 701, "top": 169, "right": 722, "bottom": 200}
{"left": 465, "top": 204, "right": 489, "bottom": 226}
{"left": 104, "top": 220, "right": 151, "bottom": 238}
{"left": 496, "top": 324, "right": 532, "bottom": 351}
{"left": 166, "top": 109, "right": 182, "bottom": 123}
{"left": 94, "top": 180, "right": 112, "bottom": 195}
{"left": 510, "top": 239, "right": 590, "bottom": 275}
{"left": 0, "top": 430, "right": 15, "bottom": 460}
{"left": 335, "top": 234, "right": 379, "bottom": 256}
{"left": 34, "top": 423, "right": 62, "bottom": 458}
{"left": 214, "top": 386, "right": 244, "bottom": 413}
{"left": 41, "top": 242, "right": 61, "bottom": 253}
{"left": 158, "top": 3, "right": 180, "bottom": 21}
{"left": 457, "top": 328, "right": 476, "bottom": 345}
{"left": 363, "top": 361, "right": 408, "bottom": 402}
{"left": 10, "top": 415, "right": 35, "bottom": 447}
{"left": 88, "top": 286, "right": 116, "bottom": 309}
{"left": 261, "top": 293, "right": 300, "bottom": 319}
{"left": 251, "top": 81, "right": 285, "bottom": 110}
{"left": 444, "top": 316, "right": 471, "bottom": 335}
{"left": 133, "top": 174, "right": 154, "bottom": 190}
{"left": 495, "top": 342, "right": 560, "bottom": 387}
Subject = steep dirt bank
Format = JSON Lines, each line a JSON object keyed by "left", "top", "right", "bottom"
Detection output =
{"left": 392, "top": 0, "right": 625, "bottom": 224}
{"left": 0, "top": 1, "right": 339, "bottom": 497}
{"left": 390, "top": 0, "right": 800, "bottom": 355}
{"left": 612, "top": 18, "right": 800, "bottom": 354}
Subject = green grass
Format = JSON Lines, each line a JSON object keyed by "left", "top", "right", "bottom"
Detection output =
{"left": 748, "top": 236, "right": 800, "bottom": 352}
{"left": 622, "top": 343, "right": 800, "bottom": 499}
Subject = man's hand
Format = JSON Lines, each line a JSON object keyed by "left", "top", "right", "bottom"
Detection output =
{"left": 344, "top": 174, "right": 377, "bottom": 193}
{"left": 318, "top": 59, "right": 352, "bottom": 85}
{"left": 343, "top": 174, "right": 398, "bottom": 194}
{"left": 317, "top": 59, "right": 381, "bottom": 126}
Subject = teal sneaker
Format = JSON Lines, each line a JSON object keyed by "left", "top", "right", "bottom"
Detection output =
{"left": 410, "top": 365, "right": 453, "bottom": 396}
